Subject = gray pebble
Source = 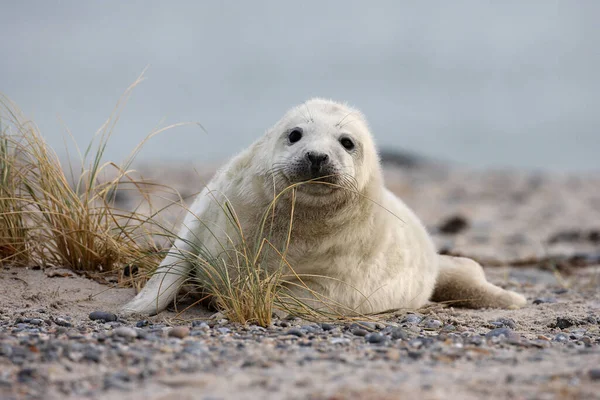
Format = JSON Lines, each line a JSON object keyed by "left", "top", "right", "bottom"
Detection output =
{"left": 391, "top": 327, "right": 409, "bottom": 340}
{"left": 321, "top": 323, "right": 335, "bottom": 331}
{"left": 113, "top": 327, "right": 137, "bottom": 339}
{"left": 193, "top": 322, "right": 210, "bottom": 331}
{"left": 553, "top": 333, "right": 569, "bottom": 343}
{"left": 490, "top": 318, "right": 517, "bottom": 329}
{"left": 402, "top": 315, "right": 422, "bottom": 325}
{"left": 424, "top": 319, "right": 442, "bottom": 329}
{"left": 350, "top": 322, "right": 376, "bottom": 331}
{"left": 485, "top": 328, "right": 515, "bottom": 339}
{"left": 351, "top": 328, "right": 368, "bottom": 337}
{"left": 216, "top": 327, "right": 231, "bottom": 335}
{"left": 365, "top": 332, "right": 385, "bottom": 344}
{"left": 286, "top": 328, "right": 304, "bottom": 337}
{"left": 53, "top": 317, "right": 72, "bottom": 327}
{"left": 89, "top": 311, "right": 117, "bottom": 322}
{"left": 136, "top": 320, "right": 149, "bottom": 328}
{"left": 533, "top": 297, "right": 557, "bottom": 305}
{"left": 29, "top": 319, "right": 43, "bottom": 326}
{"left": 589, "top": 369, "right": 600, "bottom": 381}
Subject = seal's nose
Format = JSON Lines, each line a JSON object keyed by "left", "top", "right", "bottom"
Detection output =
{"left": 306, "top": 151, "right": 329, "bottom": 170}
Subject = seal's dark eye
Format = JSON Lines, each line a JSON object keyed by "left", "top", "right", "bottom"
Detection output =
{"left": 340, "top": 137, "right": 355, "bottom": 151}
{"left": 288, "top": 128, "right": 303, "bottom": 144}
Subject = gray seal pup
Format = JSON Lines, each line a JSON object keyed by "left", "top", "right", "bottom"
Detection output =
{"left": 122, "top": 98, "right": 526, "bottom": 316}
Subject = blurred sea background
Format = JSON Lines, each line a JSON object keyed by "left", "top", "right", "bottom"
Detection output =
{"left": 1, "top": 1, "right": 598, "bottom": 171}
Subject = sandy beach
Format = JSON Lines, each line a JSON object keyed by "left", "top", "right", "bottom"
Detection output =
{"left": 1, "top": 158, "right": 599, "bottom": 400}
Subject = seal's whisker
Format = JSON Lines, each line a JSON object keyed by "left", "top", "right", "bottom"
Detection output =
{"left": 304, "top": 102, "right": 315, "bottom": 123}
{"left": 336, "top": 111, "right": 355, "bottom": 128}
{"left": 339, "top": 118, "right": 360, "bottom": 129}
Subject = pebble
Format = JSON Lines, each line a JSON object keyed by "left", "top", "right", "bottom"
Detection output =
{"left": 490, "top": 318, "right": 517, "bottom": 329}
{"left": 350, "top": 328, "right": 368, "bottom": 337}
{"left": 89, "top": 311, "right": 117, "bottom": 322}
{"left": 216, "top": 327, "right": 231, "bottom": 335}
{"left": 321, "top": 323, "right": 335, "bottom": 331}
{"left": 193, "top": 322, "right": 210, "bottom": 331}
{"left": 168, "top": 326, "right": 190, "bottom": 339}
{"left": 113, "top": 327, "right": 137, "bottom": 339}
{"left": 402, "top": 314, "right": 422, "bottom": 325}
{"left": 533, "top": 297, "right": 557, "bottom": 305}
{"left": 350, "top": 322, "right": 376, "bottom": 331}
{"left": 423, "top": 319, "right": 442, "bottom": 330}
{"left": 554, "top": 317, "right": 576, "bottom": 329}
{"left": 365, "top": 333, "right": 386, "bottom": 344}
{"left": 553, "top": 333, "right": 569, "bottom": 343}
{"left": 391, "top": 327, "right": 409, "bottom": 340}
{"left": 286, "top": 328, "right": 304, "bottom": 337}
{"left": 53, "top": 317, "right": 72, "bottom": 327}
{"left": 485, "top": 328, "right": 520, "bottom": 343}
{"left": 136, "top": 320, "right": 149, "bottom": 328}
{"left": 589, "top": 369, "right": 600, "bottom": 381}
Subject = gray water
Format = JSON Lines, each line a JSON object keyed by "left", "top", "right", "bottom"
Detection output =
{"left": 2, "top": 1, "right": 599, "bottom": 171}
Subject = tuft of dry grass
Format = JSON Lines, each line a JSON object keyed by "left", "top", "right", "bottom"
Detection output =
{"left": 0, "top": 121, "right": 30, "bottom": 266}
{"left": 0, "top": 74, "right": 170, "bottom": 277}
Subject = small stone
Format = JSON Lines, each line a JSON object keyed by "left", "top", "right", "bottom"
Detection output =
{"left": 83, "top": 349, "right": 102, "bottom": 363}
{"left": 391, "top": 327, "right": 409, "bottom": 340}
{"left": 286, "top": 328, "right": 304, "bottom": 337}
{"left": 330, "top": 338, "right": 351, "bottom": 345}
{"left": 192, "top": 322, "right": 210, "bottom": 331}
{"left": 216, "top": 327, "right": 230, "bottom": 334}
{"left": 321, "top": 323, "right": 335, "bottom": 331}
{"left": 113, "top": 327, "right": 137, "bottom": 339}
{"left": 485, "top": 328, "right": 515, "bottom": 339}
{"left": 533, "top": 297, "right": 557, "bottom": 305}
{"left": 29, "top": 319, "right": 43, "bottom": 326}
{"left": 553, "top": 333, "right": 569, "bottom": 343}
{"left": 424, "top": 319, "right": 442, "bottom": 330}
{"left": 438, "top": 215, "right": 469, "bottom": 234}
{"left": 402, "top": 315, "right": 422, "bottom": 325}
{"left": 53, "top": 317, "right": 72, "bottom": 327}
{"left": 490, "top": 318, "right": 517, "bottom": 329}
{"left": 441, "top": 324, "right": 456, "bottom": 332}
{"left": 351, "top": 328, "right": 368, "bottom": 337}
{"left": 89, "top": 311, "right": 117, "bottom": 322}
{"left": 581, "top": 336, "right": 592, "bottom": 346}
{"left": 588, "top": 369, "right": 600, "bottom": 381}
{"left": 553, "top": 288, "right": 568, "bottom": 295}
{"left": 365, "top": 332, "right": 386, "bottom": 344}
{"left": 136, "top": 320, "right": 149, "bottom": 328}
{"left": 386, "top": 349, "right": 401, "bottom": 361}
{"left": 168, "top": 326, "right": 190, "bottom": 339}
{"left": 350, "top": 322, "right": 376, "bottom": 331}
{"left": 554, "top": 317, "right": 576, "bottom": 329}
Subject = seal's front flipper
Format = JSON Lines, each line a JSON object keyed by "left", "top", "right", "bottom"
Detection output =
{"left": 431, "top": 255, "right": 526, "bottom": 309}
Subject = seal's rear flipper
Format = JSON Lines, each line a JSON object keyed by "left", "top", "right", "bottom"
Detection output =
{"left": 431, "top": 255, "right": 526, "bottom": 309}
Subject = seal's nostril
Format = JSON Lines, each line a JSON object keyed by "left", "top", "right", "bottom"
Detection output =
{"left": 306, "top": 152, "right": 329, "bottom": 167}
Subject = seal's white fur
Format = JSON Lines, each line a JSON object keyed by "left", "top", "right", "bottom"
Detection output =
{"left": 122, "top": 99, "right": 526, "bottom": 316}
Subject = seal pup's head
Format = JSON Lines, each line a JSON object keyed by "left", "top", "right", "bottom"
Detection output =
{"left": 264, "top": 98, "right": 382, "bottom": 207}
